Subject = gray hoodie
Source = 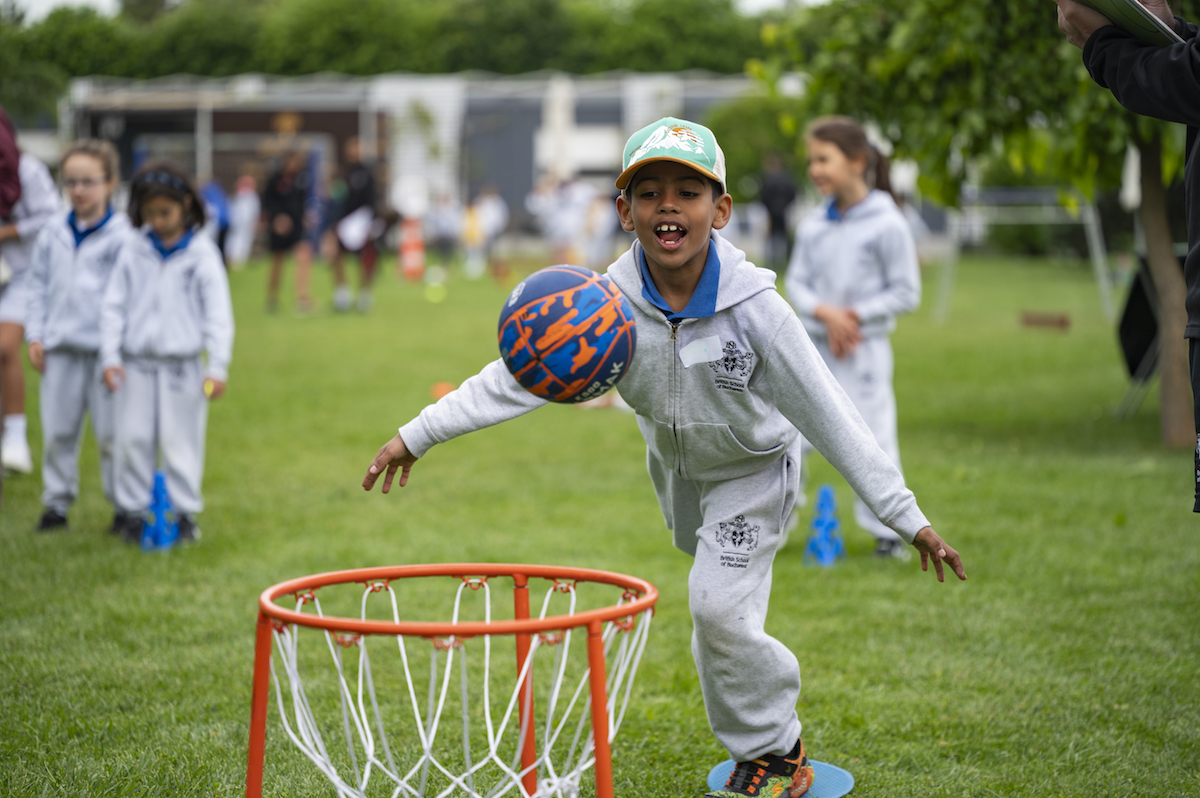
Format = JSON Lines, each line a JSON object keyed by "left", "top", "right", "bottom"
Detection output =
{"left": 399, "top": 232, "right": 930, "bottom": 542}
{"left": 25, "top": 209, "right": 131, "bottom": 352}
{"left": 100, "top": 229, "right": 234, "bottom": 381}
{"left": 785, "top": 190, "right": 920, "bottom": 340}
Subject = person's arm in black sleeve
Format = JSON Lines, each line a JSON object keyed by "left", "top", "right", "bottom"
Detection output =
{"left": 1083, "top": 20, "right": 1200, "bottom": 126}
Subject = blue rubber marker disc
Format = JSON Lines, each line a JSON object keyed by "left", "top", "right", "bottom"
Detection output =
{"left": 706, "top": 759, "right": 855, "bottom": 798}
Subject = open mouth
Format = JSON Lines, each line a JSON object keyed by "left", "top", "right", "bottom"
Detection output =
{"left": 654, "top": 222, "right": 687, "bottom": 251}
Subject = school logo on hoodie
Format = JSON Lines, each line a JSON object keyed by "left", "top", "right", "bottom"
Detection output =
{"left": 716, "top": 515, "right": 759, "bottom": 569}
{"left": 708, "top": 341, "right": 754, "bottom": 393}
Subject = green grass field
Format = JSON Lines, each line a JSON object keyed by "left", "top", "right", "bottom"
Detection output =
{"left": 1, "top": 253, "right": 1197, "bottom": 797}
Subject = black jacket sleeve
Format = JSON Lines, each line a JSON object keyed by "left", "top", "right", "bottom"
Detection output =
{"left": 1082, "top": 18, "right": 1200, "bottom": 126}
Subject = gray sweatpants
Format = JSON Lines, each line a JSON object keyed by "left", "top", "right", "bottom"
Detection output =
{"left": 113, "top": 356, "right": 208, "bottom": 516}
{"left": 799, "top": 336, "right": 903, "bottom": 542}
{"left": 40, "top": 349, "right": 115, "bottom": 513}
{"left": 647, "top": 448, "right": 803, "bottom": 763}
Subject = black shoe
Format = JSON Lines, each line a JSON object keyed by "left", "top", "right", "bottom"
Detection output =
{"left": 110, "top": 511, "right": 133, "bottom": 535}
{"left": 873, "top": 538, "right": 912, "bottom": 561}
{"left": 116, "top": 512, "right": 144, "bottom": 544}
{"left": 177, "top": 514, "right": 201, "bottom": 544}
{"left": 37, "top": 509, "right": 68, "bottom": 532}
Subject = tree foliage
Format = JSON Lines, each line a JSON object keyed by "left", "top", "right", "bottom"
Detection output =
{"left": 0, "top": 0, "right": 763, "bottom": 88}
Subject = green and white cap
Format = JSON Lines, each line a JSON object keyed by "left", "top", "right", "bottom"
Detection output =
{"left": 616, "top": 117, "right": 726, "bottom": 192}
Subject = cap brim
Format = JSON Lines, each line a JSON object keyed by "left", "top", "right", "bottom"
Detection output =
{"left": 615, "top": 156, "right": 724, "bottom": 191}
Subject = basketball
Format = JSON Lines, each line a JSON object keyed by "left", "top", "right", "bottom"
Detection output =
{"left": 498, "top": 264, "right": 637, "bottom": 403}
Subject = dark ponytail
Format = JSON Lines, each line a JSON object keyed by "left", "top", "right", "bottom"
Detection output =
{"left": 807, "top": 116, "right": 896, "bottom": 203}
{"left": 128, "top": 158, "right": 207, "bottom": 229}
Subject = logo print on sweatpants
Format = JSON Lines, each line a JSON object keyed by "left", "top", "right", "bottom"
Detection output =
{"left": 716, "top": 515, "right": 759, "bottom": 551}
{"left": 709, "top": 341, "right": 754, "bottom": 392}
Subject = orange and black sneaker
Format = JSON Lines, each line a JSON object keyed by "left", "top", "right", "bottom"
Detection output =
{"left": 706, "top": 738, "right": 815, "bottom": 798}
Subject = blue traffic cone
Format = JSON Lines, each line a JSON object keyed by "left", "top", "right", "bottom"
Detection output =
{"left": 804, "top": 484, "right": 845, "bottom": 567}
{"left": 141, "top": 470, "right": 179, "bottom": 551}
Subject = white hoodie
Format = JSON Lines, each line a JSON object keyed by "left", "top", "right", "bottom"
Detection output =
{"left": 786, "top": 190, "right": 920, "bottom": 340}
{"left": 100, "top": 229, "right": 234, "bottom": 381}
{"left": 398, "top": 232, "right": 930, "bottom": 542}
{"left": 25, "top": 209, "right": 131, "bottom": 352}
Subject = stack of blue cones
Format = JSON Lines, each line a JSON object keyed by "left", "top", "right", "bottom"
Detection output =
{"left": 141, "top": 470, "right": 178, "bottom": 551}
{"left": 804, "top": 484, "right": 845, "bottom": 567}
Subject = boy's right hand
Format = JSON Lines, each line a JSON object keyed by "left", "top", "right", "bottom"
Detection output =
{"left": 28, "top": 341, "right": 44, "bottom": 373}
{"left": 103, "top": 365, "right": 124, "bottom": 392}
{"left": 363, "top": 433, "right": 419, "bottom": 494}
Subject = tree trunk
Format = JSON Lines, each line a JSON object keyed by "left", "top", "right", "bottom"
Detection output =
{"left": 1136, "top": 131, "right": 1194, "bottom": 448}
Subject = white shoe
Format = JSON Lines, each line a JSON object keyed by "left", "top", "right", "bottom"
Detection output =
{"left": 333, "top": 285, "right": 352, "bottom": 312}
{"left": 1, "top": 436, "right": 33, "bottom": 474}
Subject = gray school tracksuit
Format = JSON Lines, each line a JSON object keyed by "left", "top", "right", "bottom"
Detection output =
{"left": 785, "top": 191, "right": 921, "bottom": 542}
{"left": 398, "top": 231, "right": 930, "bottom": 763}
{"left": 100, "top": 230, "right": 234, "bottom": 517}
{"left": 0, "top": 153, "right": 60, "bottom": 325}
{"left": 25, "top": 209, "right": 131, "bottom": 513}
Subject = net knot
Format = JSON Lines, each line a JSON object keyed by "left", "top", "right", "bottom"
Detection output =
{"left": 361, "top": 579, "right": 391, "bottom": 593}
{"left": 460, "top": 576, "right": 489, "bottom": 590}
{"left": 613, "top": 616, "right": 636, "bottom": 632}
{"left": 538, "top": 631, "right": 565, "bottom": 646}
{"left": 334, "top": 633, "right": 361, "bottom": 648}
{"left": 551, "top": 579, "right": 577, "bottom": 594}
{"left": 432, "top": 636, "right": 465, "bottom": 651}
{"left": 293, "top": 590, "right": 317, "bottom": 605}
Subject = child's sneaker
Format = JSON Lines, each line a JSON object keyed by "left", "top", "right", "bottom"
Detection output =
{"left": 707, "top": 738, "right": 814, "bottom": 798}
{"left": 177, "top": 514, "right": 201, "bottom": 544}
{"left": 873, "top": 538, "right": 912, "bottom": 561}
{"left": 333, "top": 284, "right": 352, "bottom": 312}
{"left": 36, "top": 509, "right": 68, "bottom": 532}
{"left": 116, "top": 512, "right": 144, "bottom": 544}
{"left": 1, "top": 435, "right": 33, "bottom": 474}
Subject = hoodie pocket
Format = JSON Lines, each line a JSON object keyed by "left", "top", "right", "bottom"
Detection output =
{"left": 678, "top": 422, "right": 787, "bottom": 482}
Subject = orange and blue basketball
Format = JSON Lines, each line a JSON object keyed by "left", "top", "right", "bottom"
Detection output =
{"left": 498, "top": 265, "right": 637, "bottom": 403}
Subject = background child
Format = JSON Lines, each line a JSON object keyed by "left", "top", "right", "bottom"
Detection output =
{"left": 785, "top": 116, "right": 922, "bottom": 560}
{"left": 0, "top": 148, "right": 60, "bottom": 474}
{"left": 363, "top": 117, "right": 964, "bottom": 798}
{"left": 25, "top": 139, "right": 130, "bottom": 532}
{"left": 100, "top": 159, "right": 234, "bottom": 544}
{"left": 262, "top": 150, "right": 313, "bottom": 314}
{"left": 329, "top": 136, "right": 378, "bottom": 313}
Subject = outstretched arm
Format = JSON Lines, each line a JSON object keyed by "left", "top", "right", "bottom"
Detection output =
{"left": 912, "top": 527, "right": 967, "bottom": 583}
{"left": 363, "top": 433, "right": 418, "bottom": 493}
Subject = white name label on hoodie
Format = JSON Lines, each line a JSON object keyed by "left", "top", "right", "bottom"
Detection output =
{"left": 679, "top": 335, "right": 722, "bottom": 368}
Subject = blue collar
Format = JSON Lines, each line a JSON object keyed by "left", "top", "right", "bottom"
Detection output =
{"left": 68, "top": 207, "right": 113, "bottom": 248}
{"left": 825, "top": 200, "right": 843, "bottom": 222}
{"left": 148, "top": 228, "right": 194, "bottom": 260}
{"left": 638, "top": 239, "right": 721, "bottom": 323}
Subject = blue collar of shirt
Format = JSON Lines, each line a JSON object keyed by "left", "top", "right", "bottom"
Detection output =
{"left": 638, "top": 240, "right": 721, "bottom": 323}
{"left": 148, "top": 228, "right": 194, "bottom": 260}
{"left": 68, "top": 207, "right": 113, "bottom": 248}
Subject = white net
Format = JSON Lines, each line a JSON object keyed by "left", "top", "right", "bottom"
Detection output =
{"left": 266, "top": 575, "right": 654, "bottom": 798}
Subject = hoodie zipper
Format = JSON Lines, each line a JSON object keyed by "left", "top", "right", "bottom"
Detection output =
{"left": 668, "top": 319, "right": 684, "bottom": 477}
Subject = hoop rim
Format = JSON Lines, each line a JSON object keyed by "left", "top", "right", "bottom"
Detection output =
{"left": 258, "top": 563, "right": 659, "bottom": 638}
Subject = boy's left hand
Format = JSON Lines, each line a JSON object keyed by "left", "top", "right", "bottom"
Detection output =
{"left": 203, "top": 378, "right": 226, "bottom": 400}
{"left": 912, "top": 527, "right": 967, "bottom": 583}
{"left": 363, "top": 433, "right": 419, "bottom": 494}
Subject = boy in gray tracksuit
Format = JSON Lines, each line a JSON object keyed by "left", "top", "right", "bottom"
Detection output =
{"left": 26, "top": 199, "right": 130, "bottom": 528}
{"left": 101, "top": 163, "right": 234, "bottom": 543}
{"left": 363, "top": 118, "right": 966, "bottom": 798}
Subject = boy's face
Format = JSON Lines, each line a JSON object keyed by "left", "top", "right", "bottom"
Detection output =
{"left": 617, "top": 161, "right": 731, "bottom": 278}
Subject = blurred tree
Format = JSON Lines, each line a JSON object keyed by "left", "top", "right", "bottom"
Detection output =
{"left": 0, "top": 21, "right": 65, "bottom": 124}
{"left": 21, "top": 7, "right": 141, "bottom": 78}
{"left": 766, "top": 0, "right": 1195, "bottom": 447}
{"left": 121, "top": 0, "right": 168, "bottom": 24}
{"left": 140, "top": 0, "right": 264, "bottom": 77}
{"left": 705, "top": 93, "right": 806, "bottom": 204}
{"left": 433, "top": 0, "right": 573, "bottom": 74}
{"left": 581, "top": 0, "right": 761, "bottom": 73}
{"left": 257, "top": 0, "right": 443, "bottom": 75}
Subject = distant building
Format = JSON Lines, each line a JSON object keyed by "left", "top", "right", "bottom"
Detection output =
{"left": 63, "top": 71, "right": 752, "bottom": 227}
